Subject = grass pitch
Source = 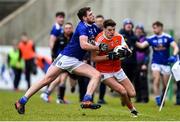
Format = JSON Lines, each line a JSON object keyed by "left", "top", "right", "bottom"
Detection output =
{"left": 0, "top": 90, "right": 180, "bottom": 121}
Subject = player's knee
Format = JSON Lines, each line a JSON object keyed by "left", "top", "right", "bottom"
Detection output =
{"left": 92, "top": 71, "right": 101, "bottom": 80}
{"left": 121, "top": 90, "right": 127, "bottom": 96}
{"left": 43, "top": 75, "right": 56, "bottom": 85}
{"left": 129, "top": 90, "right": 136, "bottom": 97}
{"left": 115, "top": 87, "right": 127, "bottom": 96}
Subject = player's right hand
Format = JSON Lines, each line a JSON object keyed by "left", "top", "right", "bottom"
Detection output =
{"left": 88, "top": 39, "right": 96, "bottom": 45}
{"left": 168, "top": 55, "right": 177, "bottom": 63}
{"left": 107, "top": 51, "right": 119, "bottom": 60}
{"left": 99, "top": 43, "right": 108, "bottom": 52}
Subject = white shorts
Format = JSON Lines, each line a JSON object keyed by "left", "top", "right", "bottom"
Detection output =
{"left": 52, "top": 54, "right": 85, "bottom": 73}
{"left": 151, "top": 63, "right": 171, "bottom": 75}
{"left": 101, "top": 69, "right": 127, "bottom": 82}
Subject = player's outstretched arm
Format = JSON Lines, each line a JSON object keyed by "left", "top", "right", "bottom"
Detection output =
{"left": 136, "top": 41, "right": 149, "bottom": 49}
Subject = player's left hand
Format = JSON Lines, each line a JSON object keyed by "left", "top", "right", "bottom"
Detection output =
{"left": 168, "top": 55, "right": 177, "bottom": 63}
{"left": 118, "top": 47, "right": 132, "bottom": 58}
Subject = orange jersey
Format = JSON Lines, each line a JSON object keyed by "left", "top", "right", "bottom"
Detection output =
{"left": 95, "top": 32, "right": 125, "bottom": 73}
{"left": 18, "top": 40, "right": 35, "bottom": 60}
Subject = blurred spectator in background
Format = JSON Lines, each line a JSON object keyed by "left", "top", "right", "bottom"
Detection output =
{"left": 95, "top": 15, "right": 104, "bottom": 30}
{"left": 119, "top": 18, "right": 138, "bottom": 105}
{"left": 18, "top": 32, "right": 36, "bottom": 89}
{"left": 134, "top": 24, "right": 149, "bottom": 103}
{"left": 7, "top": 42, "right": 24, "bottom": 91}
{"left": 95, "top": 15, "right": 107, "bottom": 104}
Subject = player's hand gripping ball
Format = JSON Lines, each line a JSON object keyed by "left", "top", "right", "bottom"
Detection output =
{"left": 99, "top": 43, "right": 108, "bottom": 52}
{"left": 113, "top": 45, "right": 132, "bottom": 60}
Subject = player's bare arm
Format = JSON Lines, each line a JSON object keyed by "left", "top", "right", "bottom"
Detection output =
{"left": 136, "top": 41, "right": 149, "bottom": 49}
{"left": 79, "top": 35, "right": 99, "bottom": 51}
{"left": 80, "top": 35, "right": 108, "bottom": 52}
{"left": 170, "top": 41, "right": 179, "bottom": 55}
{"left": 49, "top": 35, "right": 57, "bottom": 49}
{"left": 91, "top": 50, "right": 108, "bottom": 62}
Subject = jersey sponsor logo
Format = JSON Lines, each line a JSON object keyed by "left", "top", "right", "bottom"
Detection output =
{"left": 158, "top": 38, "right": 163, "bottom": 44}
{"left": 153, "top": 39, "right": 157, "bottom": 43}
{"left": 115, "top": 40, "right": 119, "bottom": 44}
{"left": 154, "top": 45, "right": 166, "bottom": 50}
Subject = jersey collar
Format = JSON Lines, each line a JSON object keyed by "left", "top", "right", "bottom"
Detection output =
{"left": 155, "top": 32, "right": 164, "bottom": 37}
{"left": 83, "top": 21, "right": 93, "bottom": 27}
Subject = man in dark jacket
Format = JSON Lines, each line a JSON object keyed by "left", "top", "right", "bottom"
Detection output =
{"left": 119, "top": 18, "right": 138, "bottom": 85}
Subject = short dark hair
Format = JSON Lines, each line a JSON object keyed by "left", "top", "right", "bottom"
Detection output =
{"left": 152, "top": 21, "right": 163, "bottom": 28}
{"left": 77, "top": 7, "right": 91, "bottom": 21}
{"left": 22, "top": 32, "right": 27, "bottom": 36}
{"left": 65, "top": 22, "right": 73, "bottom": 26}
{"left": 103, "top": 19, "right": 116, "bottom": 28}
{"left": 56, "top": 11, "right": 65, "bottom": 18}
{"left": 96, "top": 15, "right": 104, "bottom": 19}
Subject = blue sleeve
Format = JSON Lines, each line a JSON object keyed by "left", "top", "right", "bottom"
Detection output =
{"left": 78, "top": 25, "right": 88, "bottom": 36}
{"left": 168, "top": 36, "right": 174, "bottom": 43}
{"left": 50, "top": 26, "right": 62, "bottom": 37}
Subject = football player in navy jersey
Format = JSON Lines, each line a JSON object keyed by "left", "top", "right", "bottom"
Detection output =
{"left": 136, "top": 21, "right": 179, "bottom": 106}
{"left": 15, "top": 7, "right": 108, "bottom": 114}
{"left": 50, "top": 11, "right": 65, "bottom": 59}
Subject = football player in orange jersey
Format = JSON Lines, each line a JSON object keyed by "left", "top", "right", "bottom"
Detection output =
{"left": 91, "top": 19, "right": 138, "bottom": 117}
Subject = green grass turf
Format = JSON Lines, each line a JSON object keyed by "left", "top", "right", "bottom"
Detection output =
{"left": 0, "top": 90, "right": 180, "bottom": 121}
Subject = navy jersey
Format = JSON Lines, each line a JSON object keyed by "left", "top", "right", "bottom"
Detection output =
{"left": 50, "top": 23, "right": 63, "bottom": 37}
{"left": 61, "top": 21, "right": 100, "bottom": 60}
{"left": 146, "top": 32, "right": 174, "bottom": 65}
{"left": 50, "top": 23, "right": 64, "bottom": 59}
{"left": 52, "top": 33, "right": 73, "bottom": 59}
